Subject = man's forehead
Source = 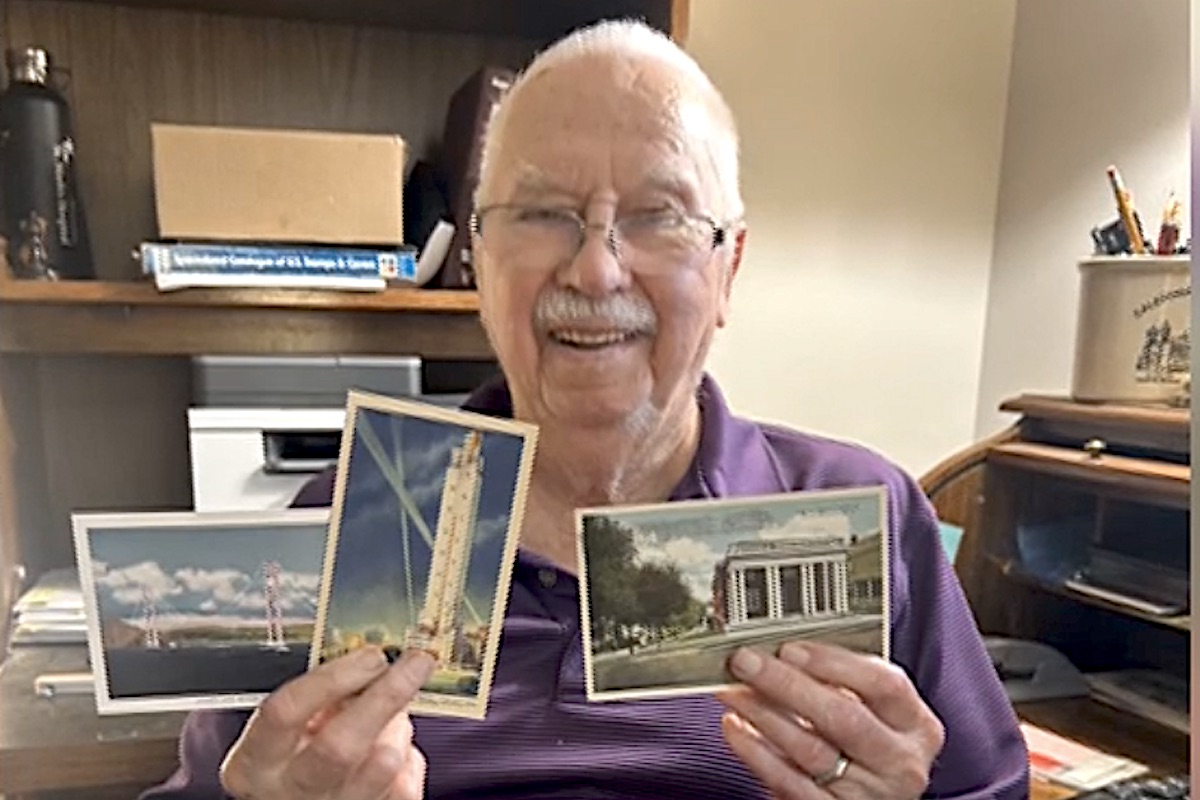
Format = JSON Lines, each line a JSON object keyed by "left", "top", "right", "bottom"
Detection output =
{"left": 501, "top": 158, "right": 702, "bottom": 202}
{"left": 480, "top": 55, "right": 726, "bottom": 207}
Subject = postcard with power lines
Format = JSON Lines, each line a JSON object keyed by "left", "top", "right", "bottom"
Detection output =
{"left": 577, "top": 486, "right": 890, "bottom": 702}
{"left": 312, "top": 390, "right": 538, "bottom": 720}
{"left": 72, "top": 507, "right": 330, "bottom": 714}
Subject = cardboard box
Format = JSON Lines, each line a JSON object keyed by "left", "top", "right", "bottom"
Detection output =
{"left": 151, "top": 123, "right": 405, "bottom": 246}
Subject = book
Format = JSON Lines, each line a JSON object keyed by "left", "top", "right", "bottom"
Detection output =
{"left": 8, "top": 567, "right": 87, "bottom": 646}
{"left": 137, "top": 241, "right": 417, "bottom": 292}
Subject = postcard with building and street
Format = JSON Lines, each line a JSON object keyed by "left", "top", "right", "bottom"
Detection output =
{"left": 72, "top": 508, "right": 330, "bottom": 714}
{"left": 577, "top": 486, "right": 889, "bottom": 702}
{"left": 313, "top": 390, "right": 538, "bottom": 720}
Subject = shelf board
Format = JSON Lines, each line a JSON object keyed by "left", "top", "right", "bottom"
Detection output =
{"left": 1000, "top": 394, "right": 1189, "bottom": 438}
{"left": 42, "top": 0, "right": 678, "bottom": 39}
{"left": 0, "top": 277, "right": 480, "bottom": 312}
{"left": 995, "top": 558, "right": 1190, "bottom": 633}
{"left": 0, "top": 279, "right": 492, "bottom": 359}
{"left": 987, "top": 441, "right": 1189, "bottom": 506}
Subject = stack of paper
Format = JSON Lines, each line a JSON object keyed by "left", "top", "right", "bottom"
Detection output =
{"left": 8, "top": 567, "right": 87, "bottom": 645}
{"left": 1087, "top": 669, "right": 1189, "bottom": 734}
{"left": 1021, "top": 723, "right": 1149, "bottom": 791}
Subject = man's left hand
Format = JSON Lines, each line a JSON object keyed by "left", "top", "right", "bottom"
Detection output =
{"left": 715, "top": 642, "right": 945, "bottom": 799}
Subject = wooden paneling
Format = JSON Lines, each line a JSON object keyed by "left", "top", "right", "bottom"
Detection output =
{"left": 1, "top": 0, "right": 542, "bottom": 280}
{"left": 0, "top": 356, "right": 52, "bottom": 618}
{"left": 0, "top": 354, "right": 195, "bottom": 581}
{"left": 19, "top": 0, "right": 676, "bottom": 38}
{"left": 35, "top": 356, "right": 194, "bottom": 572}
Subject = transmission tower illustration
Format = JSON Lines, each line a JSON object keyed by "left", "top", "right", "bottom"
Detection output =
{"left": 132, "top": 559, "right": 300, "bottom": 650}
{"left": 262, "top": 560, "right": 287, "bottom": 650}
{"left": 141, "top": 587, "right": 161, "bottom": 649}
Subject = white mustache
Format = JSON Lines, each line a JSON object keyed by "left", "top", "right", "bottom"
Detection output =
{"left": 534, "top": 291, "right": 658, "bottom": 333}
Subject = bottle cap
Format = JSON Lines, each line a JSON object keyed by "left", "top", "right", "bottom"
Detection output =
{"left": 6, "top": 47, "right": 51, "bottom": 86}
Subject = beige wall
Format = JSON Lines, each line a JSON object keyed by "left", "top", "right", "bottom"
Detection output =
{"left": 686, "top": 1, "right": 1017, "bottom": 475}
{"left": 974, "top": 0, "right": 1191, "bottom": 437}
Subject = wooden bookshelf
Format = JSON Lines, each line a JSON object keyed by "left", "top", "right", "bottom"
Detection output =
{"left": 0, "top": 17, "right": 690, "bottom": 798}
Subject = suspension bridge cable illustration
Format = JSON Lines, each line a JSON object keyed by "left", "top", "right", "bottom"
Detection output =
{"left": 391, "top": 415, "right": 418, "bottom": 630}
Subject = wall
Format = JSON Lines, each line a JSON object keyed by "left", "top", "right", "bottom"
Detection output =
{"left": 686, "top": 0, "right": 1017, "bottom": 476}
{"left": 974, "top": 0, "right": 1191, "bottom": 437}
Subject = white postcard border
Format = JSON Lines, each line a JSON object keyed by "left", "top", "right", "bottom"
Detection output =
{"left": 575, "top": 485, "right": 891, "bottom": 703}
{"left": 71, "top": 507, "right": 332, "bottom": 715}
{"left": 310, "top": 389, "right": 538, "bottom": 720}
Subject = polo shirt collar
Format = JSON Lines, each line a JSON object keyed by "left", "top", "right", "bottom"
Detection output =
{"left": 461, "top": 372, "right": 786, "bottom": 503}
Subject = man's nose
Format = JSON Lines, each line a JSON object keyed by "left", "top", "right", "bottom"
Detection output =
{"left": 558, "top": 224, "right": 631, "bottom": 297}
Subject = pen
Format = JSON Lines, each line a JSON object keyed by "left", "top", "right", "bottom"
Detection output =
{"left": 1156, "top": 193, "right": 1182, "bottom": 255}
{"left": 1106, "top": 165, "right": 1147, "bottom": 254}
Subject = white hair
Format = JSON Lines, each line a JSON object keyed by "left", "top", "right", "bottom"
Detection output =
{"left": 475, "top": 18, "right": 744, "bottom": 221}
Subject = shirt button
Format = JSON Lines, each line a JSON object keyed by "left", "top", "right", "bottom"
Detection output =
{"left": 538, "top": 568, "right": 558, "bottom": 588}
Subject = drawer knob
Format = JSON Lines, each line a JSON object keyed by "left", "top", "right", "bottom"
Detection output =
{"left": 1083, "top": 438, "right": 1107, "bottom": 459}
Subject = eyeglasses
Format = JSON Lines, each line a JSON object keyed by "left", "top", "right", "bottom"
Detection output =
{"left": 469, "top": 204, "right": 731, "bottom": 274}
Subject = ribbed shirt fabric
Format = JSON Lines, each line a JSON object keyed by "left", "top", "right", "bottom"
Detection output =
{"left": 140, "top": 374, "right": 1030, "bottom": 799}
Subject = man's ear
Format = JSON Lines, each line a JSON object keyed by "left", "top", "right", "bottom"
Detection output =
{"left": 716, "top": 226, "right": 746, "bottom": 328}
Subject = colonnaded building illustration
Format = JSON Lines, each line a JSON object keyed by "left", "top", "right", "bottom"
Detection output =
{"left": 405, "top": 430, "right": 484, "bottom": 667}
{"left": 711, "top": 513, "right": 883, "bottom": 632}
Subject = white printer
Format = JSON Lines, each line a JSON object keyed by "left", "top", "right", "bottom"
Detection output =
{"left": 187, "top": 355, "right": 468, "bottom": 512}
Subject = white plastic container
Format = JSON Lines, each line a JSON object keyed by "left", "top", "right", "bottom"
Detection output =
{"left": 1071, "top": 255, "right": 1191, "bottom": 404}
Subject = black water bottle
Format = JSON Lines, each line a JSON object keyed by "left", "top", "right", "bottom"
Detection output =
{"left": 0, "top": 47, "right": 93, "bottom": 280}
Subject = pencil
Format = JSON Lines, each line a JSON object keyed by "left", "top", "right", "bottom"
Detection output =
{"left": 1106, "top": 165, "right": 1146, "bottom": 254}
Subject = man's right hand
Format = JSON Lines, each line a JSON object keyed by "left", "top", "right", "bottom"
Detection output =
{"left": 219, "top": 646, "right": 437, "bottom": 800}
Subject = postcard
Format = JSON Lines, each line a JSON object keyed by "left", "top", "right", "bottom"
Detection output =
{"left": 577, "top": 486, "right": 889, "bottom": 702}
{"left": 311, "top": 390, "right": 538, "bottom": 720}
{"left": 72, "top": 507, "right": 330, "bottom": 715}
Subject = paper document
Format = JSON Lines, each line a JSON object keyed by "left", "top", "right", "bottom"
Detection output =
{"left": 1021, "top": 722, "right": 1149, "bottom": 791}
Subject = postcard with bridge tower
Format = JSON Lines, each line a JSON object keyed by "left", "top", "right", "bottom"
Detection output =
{"left": 312, "top": 390, "right": 538, "bottom": 720}
{"left": 72, "top": 507, "right": 331, "bottom": 714}
{"left": 577, "top": 485, "right": 890, "bottom": 702}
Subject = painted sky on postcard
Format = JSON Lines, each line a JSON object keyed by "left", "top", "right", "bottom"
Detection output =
{"left": 89, "top": 523, "right": 326, "bottom": 627}
{"left": 584, "top": 490, "right": 884, "bottom": 603}
{"left": 324, "top": 407, "right": 528, "bottom": 641}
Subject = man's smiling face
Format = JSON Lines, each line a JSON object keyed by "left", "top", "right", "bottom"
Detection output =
{"left": 473, "top": 51, "right": 742, "bottom": 436}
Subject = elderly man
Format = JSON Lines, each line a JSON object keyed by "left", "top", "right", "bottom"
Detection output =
{"left": 142, "top": 18, "right": 1028, "bottom": 800}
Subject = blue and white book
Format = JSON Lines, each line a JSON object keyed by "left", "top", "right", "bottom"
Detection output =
{"left": 138, "top": 241, "right": 418, "bottom": 292}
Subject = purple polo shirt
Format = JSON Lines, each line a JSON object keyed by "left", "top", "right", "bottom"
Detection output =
{"left": 140, "top": 374, "right": 1029, "bottom": 799}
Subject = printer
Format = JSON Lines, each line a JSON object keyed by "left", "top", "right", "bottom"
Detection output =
{"left": 187, "top": 355, "right": 470, "bottom": 512}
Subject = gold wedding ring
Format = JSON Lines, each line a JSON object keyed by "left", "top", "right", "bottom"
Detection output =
{"left": 812, "top": 753, "right": 850, "bottom": 788}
